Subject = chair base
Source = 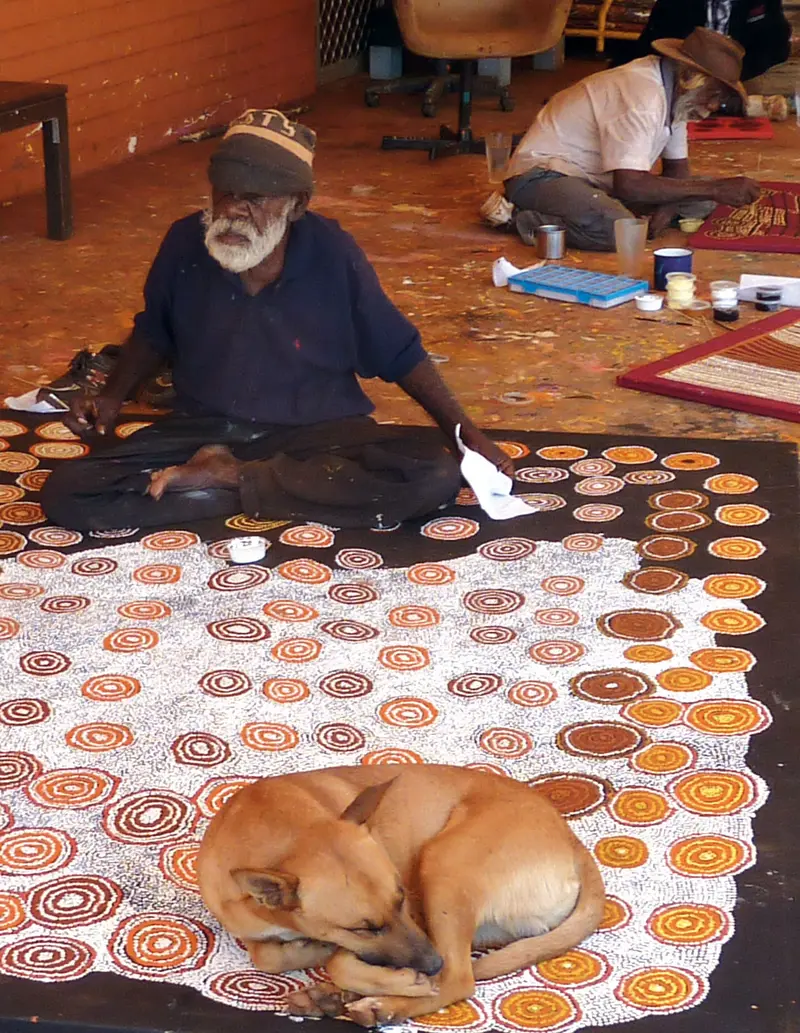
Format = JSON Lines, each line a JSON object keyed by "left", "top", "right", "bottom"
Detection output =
{"left": 382, "top": 125, "right": 523, "bottom": 162}
{"left": 375, "top": 61, "right": 520, "bottom": 161}
{"left": 381, "top": 124, "right": 484, "bottom": 160}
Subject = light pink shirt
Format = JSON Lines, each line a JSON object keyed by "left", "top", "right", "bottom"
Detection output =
{"left": 506, "top": 57, "right": 689, "bottom": 190}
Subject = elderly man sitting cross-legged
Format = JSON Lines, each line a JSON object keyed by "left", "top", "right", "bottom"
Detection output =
{"left": 482, "top": 29, "right": 761, "bottom": 251}
{"left": 43, "top": 110, "right": 512, "bottom": 532}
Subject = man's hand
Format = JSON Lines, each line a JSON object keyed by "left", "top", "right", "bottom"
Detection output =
{"left": 712, "top": 178, "right": 762, "bottom": 208}
{"left": 648, "top": 203, "right": 679, "bottom": 239}
{"left": 63, "top": 392, "right": 122, "bottom": 438}
{"left": 396, "top": 357, "right": 519, "bottom": 479}
{"left": 459, "top": 424, "right": 515, "bottom": 478}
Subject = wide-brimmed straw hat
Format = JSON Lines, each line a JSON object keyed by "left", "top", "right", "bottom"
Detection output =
{"left": 652, "top": 27, "right": 747, "bottom": 108}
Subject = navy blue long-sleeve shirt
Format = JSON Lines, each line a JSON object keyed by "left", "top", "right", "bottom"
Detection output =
{"left": 132, "top": 211, "right": 426, "bottom": 425}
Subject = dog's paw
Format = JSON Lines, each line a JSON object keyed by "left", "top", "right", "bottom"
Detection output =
{"left": 286, "top": 983, "right": 357, "bottom": 1018}
{"left": 387, "top": 968, "right": 438, "bottom": 997}
{"left": 345, "top": 996, "right": 398, "bottom": 1027}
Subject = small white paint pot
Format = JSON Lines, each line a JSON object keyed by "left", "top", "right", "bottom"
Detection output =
{"left": 636, "top": 293, "right": 663, "bottom": 312}
{"left": 710, "top": 280, "right": 738, "bottom": 302}
{"left": 228, "top": 536, "right": 268, "bottom": 564}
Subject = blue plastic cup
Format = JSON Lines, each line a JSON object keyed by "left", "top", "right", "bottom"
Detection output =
{"left": 653, "top": 248, "right": 693, "bottom": 291}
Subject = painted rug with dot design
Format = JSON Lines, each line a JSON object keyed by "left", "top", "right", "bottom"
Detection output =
{"left": 0, "top": 415, "right": 796, "bottom": 1033}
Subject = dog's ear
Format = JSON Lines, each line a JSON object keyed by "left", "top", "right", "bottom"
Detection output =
{"left": 340, "top": 779, "right": 396, "bottom": 826}
{"left": 232, "top": 868, "right": 299, "bottom": 909}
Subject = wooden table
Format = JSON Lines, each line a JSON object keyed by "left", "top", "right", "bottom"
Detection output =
{"left": 0, "top": 80, "right": 73, "bottom": 240}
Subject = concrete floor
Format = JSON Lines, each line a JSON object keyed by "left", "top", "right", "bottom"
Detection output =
{"left": 1, "top": 59, "right": 799, "bottom": 446}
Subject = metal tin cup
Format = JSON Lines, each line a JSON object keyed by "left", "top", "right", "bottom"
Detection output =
{"left": 653, "top": 247, "right": 693, "bottom": 291}
{"left": 536, "top": 225, "right": 565, "bottom": 260}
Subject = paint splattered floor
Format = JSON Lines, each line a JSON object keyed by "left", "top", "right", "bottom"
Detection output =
{"left": 1, "top": 58, "right": 799, "bottom": 445}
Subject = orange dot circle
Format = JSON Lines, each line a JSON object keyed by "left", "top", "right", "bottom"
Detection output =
{"left": 406, "top": 563, "right": 456, "bottom": 586}
{"left": 624, "top": 645, "right": 673, "bottom": 663}
{"left": 662, "top": 452, "right": 719, "bottom": 471}
{"left": 537, "top": 445, "right": 588, "bottom": 461}
{"left": 240, "top": 723, "right": 299, "bottom": 751}
{"left": 603, "top": 446, "right": 658, "bottom": 464}
{"left": 262, "top": 678, "right": 310, "bottom": 703}
{"left": 689, "top": 648, "right": 755, "bottom": 673}
{"left": 536, "top": 949, "right": 609, "bottom": 988}
{"left": 667, "top": 835, "right": 751, "bottom": 876}
{"left": 656, "top": 668, "right": 713, "bottom": 693}
{"left": 417, "top": 1001, "right": 483, "bottom": 1027}
{"left": 703, "top": 574, "right": 765, "bottom": 599}
{"left": 65, "top": 723, "right": 134, "bottom": 752}
{"left": 117, "top": 600, "right": 172, "bottom": 621}
{"left": 0, "top": 891, "right": 27, "bottom": 932}
{"left": 670, "top": 770, "right": 757, "bottom": 815}
{"left": 270, "top": 638, "right": 322, "bottom": 664}
{"left": 608, "top": 787, "right": 673, "bottom": 826}
{"left": 708, "top": 537, "right": 765, "bottom": 561}
{"left": 132, "top": 564, "right": 181, "bottom": 585}
{"left": 646, "top": 903, "right": 730, "bottom": 945}
{"left": 598, "top": 896, "right": 632, "bottom": 931}
{"left": 378, "top": 645, "right": 430, "bottom": 671}
{"left": 361, "top": 748, "right": 425, "bottom": 766}
{"left": 496, "top": 441, "right": 530, "bottom": 459}
{"left": 495, "top": 988, "right": 579, "bottom": 1030}
{"left": 630, "top": 741, "right": 695, "bottom": 775}
{"left": 594, "top": 835, "right": 649, "bottom": 868}
{"left": 103, "top": 628, "right": 159, "bottom": 653}
{"left": 262, "top": 600, "right": 319, "bottom": 623}
{"left": 700, "top": 609, "right": 764, "bottom": 635}
{"left": 616, "top": 967, "right": 704, "bottom": 1010}
{"left": 622, "top": 698, "right": 684, "bottom": 727}
{"left": 715, "top": 504, "right": 769, "bottom": 526}
{"left": 704, "top": 473, "right": 758, "bottom": 494}
{"left": 81, "top": 675, "right": 141, "bottom": 701}
{"left": 378, "top": 697, "right": 438, "bottom": 729}
{"left": 277, "top": 559, "right": 332, "bottom": 585}
{"left": 685, "top": 699, "right": 770, "bottom": 736}
{"left": 388, "top": 605, "right": 440, "bottom": 628}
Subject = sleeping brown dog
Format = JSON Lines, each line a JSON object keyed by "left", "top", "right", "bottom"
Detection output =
{"left": 197, "top": 764, "right": 604, "bottom": 1026}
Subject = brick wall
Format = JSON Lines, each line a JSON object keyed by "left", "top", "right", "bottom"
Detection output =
{"left": 0, "top": 0, "right": 317, "bottom": 202}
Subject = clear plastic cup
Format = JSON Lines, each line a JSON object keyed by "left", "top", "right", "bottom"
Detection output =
{"left": 614, "top": 217, "right": 648, "bottom": 278}
{"left": 485, "top": 131, "right": 512, "bottom": 183}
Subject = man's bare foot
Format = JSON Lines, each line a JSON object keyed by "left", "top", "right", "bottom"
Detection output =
{"left": 147, "top": 444, "right": 242, "bottom": 500}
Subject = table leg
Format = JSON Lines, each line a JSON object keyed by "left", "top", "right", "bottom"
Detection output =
{"left": 42, "top": 98, "right": 73, "bottom": 240}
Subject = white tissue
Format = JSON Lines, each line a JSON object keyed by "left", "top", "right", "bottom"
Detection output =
{"left": 456, "top": 424, "right": 540, "bottom": 521}
{"left": 4, "top": 389, "right": 63, "bottom": 413}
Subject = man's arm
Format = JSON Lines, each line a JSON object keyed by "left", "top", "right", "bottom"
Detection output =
{"left": 62, "top": 332, "right": 163, "bottom": 436}
{"left": 661, "top": 157, "right": 690, "bottom": 179}
{"left": 613, "top": 168, "right": 761, "bottom": 207}
{"left": 345, "top": 235, "right": 515, "bottom": 476}
{"left": 63, "top": 221, "right": 181, "bottom": 436}
{"left": 396, "top": 357, "right": 515, "bottom": 477}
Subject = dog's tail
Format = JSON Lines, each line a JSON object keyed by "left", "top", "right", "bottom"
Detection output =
{"left": 471, "top": 846, "right": 605, "bottom": 981}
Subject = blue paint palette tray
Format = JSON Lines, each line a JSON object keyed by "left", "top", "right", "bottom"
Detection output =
{"left": 507, "top": 265, "right": 648, "bottom": 309}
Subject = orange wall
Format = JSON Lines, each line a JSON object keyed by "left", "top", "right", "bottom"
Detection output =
{"left": 0, "top": 0, "right": 317, "bottom": 202}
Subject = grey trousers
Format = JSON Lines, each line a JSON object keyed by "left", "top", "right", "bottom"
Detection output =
{"left": 505, "top": 170, "right": 715, "bottom": 252}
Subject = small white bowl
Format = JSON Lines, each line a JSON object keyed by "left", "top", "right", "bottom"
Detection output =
{"left": 228, "top": 536, "right": 267, "bottom": 564}
{"left": 636, "top": 293, "right": 663, "bottom": 312}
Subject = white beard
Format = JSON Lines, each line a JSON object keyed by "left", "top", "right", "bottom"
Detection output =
{"left": 202, "top": 202, "right": 293, "bottom": 273}
{"left": 673, "top": 90, "right": 711, "bottom": 123}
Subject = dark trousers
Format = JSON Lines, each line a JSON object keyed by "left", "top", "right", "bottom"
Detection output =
{"left": 505, "top": 170, "right": 715, "bottom": 252}
{"left": 41, "top": 415, "right": 462, "bottom": 531}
